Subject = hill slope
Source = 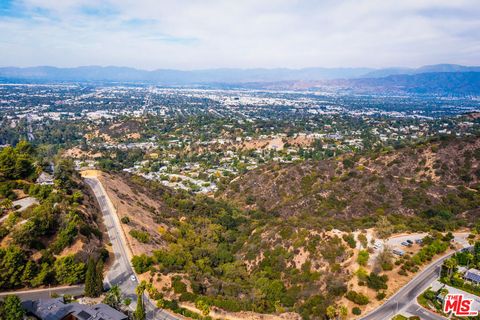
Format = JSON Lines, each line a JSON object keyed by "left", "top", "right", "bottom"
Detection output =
{"left": 222, "top": 136, "right": 480, "bottom": 231}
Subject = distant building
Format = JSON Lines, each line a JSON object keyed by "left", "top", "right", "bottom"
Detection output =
{"left": 22, "top": 298, "right": 128, "bottom": 320}
{"left": 464, "top": 268, "right": 480, "bottom": 285}
{"left": 36, "top": 172, "right": 54, "bottom": 185}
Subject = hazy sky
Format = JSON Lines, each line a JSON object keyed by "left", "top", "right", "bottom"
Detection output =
{"left": 0, "top": 0, "right": 479, "bottom": 69}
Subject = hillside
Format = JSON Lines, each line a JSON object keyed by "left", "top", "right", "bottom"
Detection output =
{"left": 346, "top": 72, "right": 480, "bottom": 95}
{"left": 81, "top": 135, "right": 480, "bottom": 320}
{"left": 0, "top": 143, "right": 106, "bottom": 291}
{"left": 222, "top": 135, "right": 480, "bottom": 231}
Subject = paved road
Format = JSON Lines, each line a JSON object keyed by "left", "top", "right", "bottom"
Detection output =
{"left": 13, "top": 197, "right": 39, "bottom": 212}
{"left": 85, "top": 178, "right": 137, "bottom": 303}
{"left": 0, "top": 197, "right": 39, "bottom": 223}
{"left": 406, "top": 304, "right": 446, "bottom": 320}
{"left": 85, "top": 177, "right": 178, "bottom": 320}
{"left": 0, "top": 285, "right": 84, "bottom": 301}
{"left": 360, "top": 251, "right": 456, "bottom": 320}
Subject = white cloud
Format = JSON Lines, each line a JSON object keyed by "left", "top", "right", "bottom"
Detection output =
{"left": 0, "top": 0, "right": 479, "bottom": 69}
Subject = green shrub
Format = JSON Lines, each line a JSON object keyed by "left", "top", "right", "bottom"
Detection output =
{"left": 346, "top": 291, "right": 369, "bottom": 305}
{"left": 343, "top": 233, "right": 356, "bottom": 249}
{"left": 131, "top": 254, "right": 153, "bottom": 274}
{"left": 180, "top": 292, "right": 197, "bottom": 302}
{"left": 129, "top": 229, "right": 150, "bottom": 243}
{"left": 376, "top": 291, "right": 386, "bottom": 300}
{"left": 357, "top": 250, "right": 369, "bottom": 266}
{"left": 367, "top": 272, "right": 388, "bottom": 291}
{"left": 352, "top": 307, "right": 362, "bottom": 315}
{"left": 172, "top": 277, "right": 187, "bottom": 294}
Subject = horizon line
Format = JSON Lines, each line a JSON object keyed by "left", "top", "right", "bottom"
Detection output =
{"left": 1, "top": 63, "right": 479, "bottom": 72}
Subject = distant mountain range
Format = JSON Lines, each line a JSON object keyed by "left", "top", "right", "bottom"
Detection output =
{"left": 0, "top": 64, "right": 479, "bottom": 95}
{"left": 254, "top": 72, "right": 480, "bottom": 96}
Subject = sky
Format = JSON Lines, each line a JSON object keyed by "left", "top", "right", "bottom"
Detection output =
{"left": 0, "top": 0, "right": 479, "bottom": 70}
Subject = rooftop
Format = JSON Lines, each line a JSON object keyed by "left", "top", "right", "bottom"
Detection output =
{"left": 464, "top": 268, "right": 480, "bottom": 283}
{"left": 22, "top": 298, "right": 128, "bottom": 320}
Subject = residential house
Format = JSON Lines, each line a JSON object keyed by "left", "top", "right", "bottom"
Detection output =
{"left": 22, "top": 298, "right": 128, "bottom": 320}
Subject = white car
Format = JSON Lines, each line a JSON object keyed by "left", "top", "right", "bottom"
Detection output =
{"left": 130, "top": 275, "right": 136, "bottom": 282}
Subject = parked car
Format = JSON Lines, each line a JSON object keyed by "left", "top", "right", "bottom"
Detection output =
{"left": 393, "top": 249, "right": 405, "bottom": 256}
{"left": 406, "top": 239, "right": 413, "bottom": 245}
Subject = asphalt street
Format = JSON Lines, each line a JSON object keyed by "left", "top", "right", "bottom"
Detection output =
{"left": 85, "top": 177, "right": 179, "bottom": 320}
{"left": 0, "top": 285, "right": 84, "bottom": 301}
{"left": 360, "top": 251, "right": 459, "bottom": 320}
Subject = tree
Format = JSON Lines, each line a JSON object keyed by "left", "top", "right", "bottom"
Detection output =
{"left": 84, "top": 258, "right": 103, "bottom": 297}
{"left": 358, "top": 233, "right": 368, "bottom": 249}
{"left": 443, "top": 258, "right": 457, "bottom": 277}
{"left": 95, "top": 259, "right": 104, "bottom": 295}
{"left": 326, "top": 305, "right": 336, "bottom": 319}
{"left": 54, "top": 255, "right": 85, "bottom": 285}
{"left": 15, "top": 141, "right": 34, "bottom": 155}
{"left": 84, "top": 258, "right": 96, "bottom": 297}
{"left": 131, "top": 254, "right": 153, "bottom": 274}
{"left": 103, "top": 285, "right": 122, "bottom": 309}
{"left": 352, "top": 307, "right": 361, "bottom": 315}
{"left": 466, "top": 253, "right": 474, "bottom": 268}
{"left": 375, "top": 247, "right": 393, "bottom": 271}
{"left": 54, "top": 159, "right": 77, "bottom": 190}
{"left": 375, "top": 216, "right": 393, "bottom": 239}
{"left": 134, "top": 281, "right": 146, "bottom": 320}
{"left": 31, "top": 262, "right": 51, "bottom": 287}
{"left": 195, "top": 298, "right": 211, "bottom": 316}
{"left": 0, "top": 245, "right": 26, "bottom": 289}
{"left": 339, "top": 305, "right": 348, "bottom": 320}
{"left": 0, "top": 295, "right": 25, "bottom": 320}
{"left": 21, "top": 260, "right": 36, "bottom": 287}
{"left": 14, "top": 154, "right": 34, "bottom": 178}
{"left": 357, "top": 250, "right": 369, "bottom": 266}
{"left": 0, "top": 147, "right": 17, "bottom": 179}
{"left": 0, "top": 199, "right": 13, "bottom": 212}
{"left": 366, "top": 272, "right": 388, "bottom": 291}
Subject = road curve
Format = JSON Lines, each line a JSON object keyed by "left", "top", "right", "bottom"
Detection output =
{"left": 360, "top": 250, "right": 461, "bottom": 320}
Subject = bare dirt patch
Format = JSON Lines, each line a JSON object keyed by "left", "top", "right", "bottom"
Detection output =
{"left": 97, "top": 173, "right": 166, "bottom": 256}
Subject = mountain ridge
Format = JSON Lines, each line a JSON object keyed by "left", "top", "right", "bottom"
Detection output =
{"left": 1, "top": 64, "right": 479, "bottom": 84}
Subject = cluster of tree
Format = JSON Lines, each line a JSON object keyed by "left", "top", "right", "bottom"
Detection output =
{"left": 398, "top": 233, "right": 451, "bottom": 276}
{"left": 0, "top": 245, "right": 86, "bottom": 289}
{"left": 128, "top": 176, "right": 350, "bottom": 319}
{"left": 0, "top": 141, "right": 35, "bottom": 181}
{"left": 0, "top": 149, "right": 105, "bottom": 292}
{"left": 0, "top": 295, "right": 25, "bottom": 320}
{"left": 441, "top": 241, "right": 480, "bottom": 296}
